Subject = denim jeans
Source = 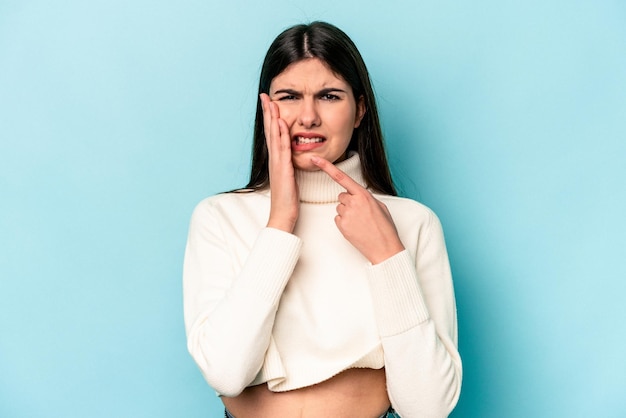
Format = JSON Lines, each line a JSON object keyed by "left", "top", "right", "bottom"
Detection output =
{"left": 224, "top": 406, "right": 400, "bottom": 417}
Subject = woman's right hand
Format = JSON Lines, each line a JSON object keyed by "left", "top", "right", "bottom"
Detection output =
{"left": 260, "top": 93, "right": 299, "bottom": 233}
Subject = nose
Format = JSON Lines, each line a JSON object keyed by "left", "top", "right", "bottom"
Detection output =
{"left": 297, "top": 97, "right": 321, "bottom": 128}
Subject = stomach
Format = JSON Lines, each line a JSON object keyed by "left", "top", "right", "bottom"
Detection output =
{"left": 221, "top": 367, "right": 390, "bottom": 418}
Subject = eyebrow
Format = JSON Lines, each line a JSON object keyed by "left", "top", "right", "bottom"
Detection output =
{"left": 272, "top": 87, "right": 347, "bottom": 95}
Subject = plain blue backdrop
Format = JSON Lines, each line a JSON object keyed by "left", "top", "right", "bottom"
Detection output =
{"left": 1, "top": 1, "right": 625, "bottom": 417}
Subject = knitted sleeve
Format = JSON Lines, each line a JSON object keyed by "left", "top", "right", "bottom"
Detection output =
{"left": 183, "top": 199, "right": 302, "bottom": 397}
{"left": 366, "top": 209, "right": 462, "bottom": 418}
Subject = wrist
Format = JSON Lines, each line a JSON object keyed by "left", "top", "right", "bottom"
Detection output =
{"left": 267, "top": 217, "right": 296, "bottom": 233}
{"left": 368, "top": 242, "right": 405, "bottom": 265}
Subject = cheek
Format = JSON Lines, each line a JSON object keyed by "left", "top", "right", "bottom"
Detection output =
{"left": 330, "top": 110, "right": 357, "bottom": 134}
{"left": 275, "top": 104, "right": 296, "bottom": 125}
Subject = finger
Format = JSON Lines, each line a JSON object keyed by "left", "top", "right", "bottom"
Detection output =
{"left": 336, "top": 202, "right": 346, "bottom": 216}
{"left": 311, "top": 156, "right": 366, "bottom": 195}
{"left": 277, "top": 118, "right": 292, "bottom": 152}
{"left": 337, "top": 192, "right": 350, "bottom": 205}
{"left": 270, "top": 102, "right": 284, "bottom": 143}
{"left": 261, "top": 95, "right": 283, "bottom": 151}
{"left": 269, "top": 100, "right": 281, "bottom": 119}
{"left": 260, "top": 94, "right": 271, "bottom": 142}
{"left": 268, "top": 102, "right": 282, "bottom": 152}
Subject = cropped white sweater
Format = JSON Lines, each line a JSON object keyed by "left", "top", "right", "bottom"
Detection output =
{"left": 183, "top": 154, "right": 462, "bottom": 417}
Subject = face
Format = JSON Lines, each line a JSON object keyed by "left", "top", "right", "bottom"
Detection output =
{"left": 269, "top": 58, "right": 366, "bottom": 171}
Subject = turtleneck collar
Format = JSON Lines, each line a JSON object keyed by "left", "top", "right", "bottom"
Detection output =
{"left": 295, "top": 153, "right": 367, "bottom": 203}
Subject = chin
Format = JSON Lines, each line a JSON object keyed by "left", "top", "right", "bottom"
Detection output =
{"left": 292, "top": 160, "right": 321, "bottom": 172}
{"left": 292, "top": 152, "right": 345, "bottom": 171}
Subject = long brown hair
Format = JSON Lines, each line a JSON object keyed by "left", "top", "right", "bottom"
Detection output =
{"left": 246, "top": 21, "right": 397, "bottom": 196}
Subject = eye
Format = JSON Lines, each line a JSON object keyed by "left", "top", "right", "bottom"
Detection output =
{"left": 277, "top": 95, "right": 298, "bottom": 101}
{"left": 320, "top": 93, "right": 340, "bottom": 101}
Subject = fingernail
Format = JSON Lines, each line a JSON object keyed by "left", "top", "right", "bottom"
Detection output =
{"left": 311, "top": 156, "right": 320, "bottom": 164}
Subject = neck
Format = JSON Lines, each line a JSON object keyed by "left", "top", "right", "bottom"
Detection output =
{"left": 295, "top": 153, "right": 366, "bottom": 203}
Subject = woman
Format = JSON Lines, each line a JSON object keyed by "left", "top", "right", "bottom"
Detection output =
{"left": 183, "top": 22, "right": 462, "bottom": 418}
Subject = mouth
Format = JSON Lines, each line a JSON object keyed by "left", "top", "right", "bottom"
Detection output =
{"left": 293, "top": 135, "right": 326, "bottom": 145}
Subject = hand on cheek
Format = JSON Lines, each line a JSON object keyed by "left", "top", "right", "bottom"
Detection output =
{"left": 260, "top": 93, "right": 299, "bottom": 233}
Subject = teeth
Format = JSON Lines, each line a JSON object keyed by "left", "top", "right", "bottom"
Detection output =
{"left": 295, "top": 136, "right": 324, "bottom": 144}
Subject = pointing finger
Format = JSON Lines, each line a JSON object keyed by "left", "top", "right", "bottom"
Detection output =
{"left": 311, "top": 156, "right": 366, "bottom": 195}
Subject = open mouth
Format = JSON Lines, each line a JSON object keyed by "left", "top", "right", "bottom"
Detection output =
{"left": 294, "top": 136, "right": 325, "bottom": 145}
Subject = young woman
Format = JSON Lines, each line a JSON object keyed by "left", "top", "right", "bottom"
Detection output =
{"left": 183, "top": 22, "right": 462, "bottom": 418}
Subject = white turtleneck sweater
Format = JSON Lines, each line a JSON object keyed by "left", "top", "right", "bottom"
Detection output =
{"left": 183, "top": 154, "right": 462, "bottom": 417}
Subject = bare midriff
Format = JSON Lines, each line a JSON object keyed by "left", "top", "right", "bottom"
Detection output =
{"left": 222, "top": 368, "right": 390, "bottom": 418}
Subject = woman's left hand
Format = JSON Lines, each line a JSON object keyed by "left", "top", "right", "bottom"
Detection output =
{"left": 311, "top": 156, "right": 405, "bottom": 264}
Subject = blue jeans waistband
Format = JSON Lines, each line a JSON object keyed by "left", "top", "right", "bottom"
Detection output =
{"left": 225, "top": 406, "right": 399, "bottom": 417}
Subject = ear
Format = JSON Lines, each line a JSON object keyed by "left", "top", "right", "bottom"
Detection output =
{"left": 354, "top": 96, "right": 366, "bottom": 128}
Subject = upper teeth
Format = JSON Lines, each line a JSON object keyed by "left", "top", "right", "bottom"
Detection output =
{"left": 296, "top": 136, "right": 324, "bottom": 144}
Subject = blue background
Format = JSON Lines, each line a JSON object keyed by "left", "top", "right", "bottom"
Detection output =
{"left": 1, "top": 1, "right": 625, "bottom": 417}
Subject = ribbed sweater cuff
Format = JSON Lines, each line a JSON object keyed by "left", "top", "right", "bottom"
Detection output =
{"left": 237, "top": 227, "right": 302, "bottom": 306}
{"left": 366, "top": 250, "right": 430, "bottom": 337}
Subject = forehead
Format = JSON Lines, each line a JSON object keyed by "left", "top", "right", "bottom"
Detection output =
{"left": 270, "top": 58, "right": 349, "bottom": 90}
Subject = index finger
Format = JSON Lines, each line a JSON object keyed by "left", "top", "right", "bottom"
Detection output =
{"left": 311, "top": 156, "right": 366, "bottom": 195}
